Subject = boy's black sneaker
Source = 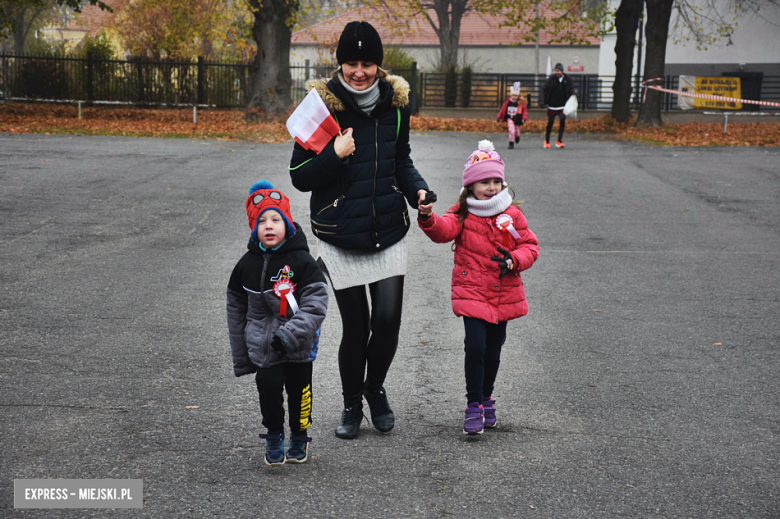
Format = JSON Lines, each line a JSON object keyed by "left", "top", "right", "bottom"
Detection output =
{"left": 335, "top": 405, "right": 364, "bottom": 439}
{"left": 286, "top": 434, "right": 311, "bottom": 463}
{"left": 508, "top": 141, "right": 514, "bottom": 149}
{"left": 363, "top": 386, "right": 395, "bottom": 432}
{"left": 515, "top": 135, "right": 521, "bottom": 143}
{"left": 259, "top": 431, "right": 285, "bottom": 466}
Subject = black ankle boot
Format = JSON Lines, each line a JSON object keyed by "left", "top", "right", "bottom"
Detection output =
{"left": 335, "top": 405, "right": 364, "bottom": 439}
{"left": 363, "top": 386, "right": 395, "bottom": 432}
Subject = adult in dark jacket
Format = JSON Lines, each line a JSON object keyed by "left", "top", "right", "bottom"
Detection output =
{"left": 540, "top": 63, "right": 577, "bottom": 148}
{"left": 289, "top": 21, "right": 432, "bottom": 440}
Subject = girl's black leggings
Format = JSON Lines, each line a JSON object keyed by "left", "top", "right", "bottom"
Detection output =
{"left": 463, "top": 316, "right": 507, "bottom": 404}
{"left": 333, "top": 275, "right": 405, "bottom": 408}
{"left": 545, "top": 112, "right": 566, "bottom": 142}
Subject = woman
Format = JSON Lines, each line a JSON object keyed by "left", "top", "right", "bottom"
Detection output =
{"left": 289, "top": 21, "right": 431, "bottom": 439}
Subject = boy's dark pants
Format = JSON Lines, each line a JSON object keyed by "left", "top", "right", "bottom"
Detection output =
{"left": 463, "top": 317, "right": 507, "bottom": 404}
{"left": 255, "top": 362, "right": 313, "bottom": 437}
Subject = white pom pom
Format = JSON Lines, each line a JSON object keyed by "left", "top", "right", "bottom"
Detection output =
{"left": 477, "top": 140, "right": 494, "bottom": 152}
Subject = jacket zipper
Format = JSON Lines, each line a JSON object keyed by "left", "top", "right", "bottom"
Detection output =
{"left": 310, "top": 218, "right": 336, "bottom": 227}
{"left": 372, "top": 118, "right": 379, "bottom": 238}
{"left": 317, "top": 195, "right": 344, "bottom": 216}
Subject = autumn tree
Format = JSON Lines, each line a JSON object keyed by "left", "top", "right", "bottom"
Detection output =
{"left": 366, "top": 0, "right": 602, "bottom": 73}
{"left": 0, "top": 0, "right": 110, "bottom": 53}
{"left": 634, "top": 0, "right": 779, "bottom": 126}
{"left": 109, "top": 0, "right": 230, "bottom": 60}
{"left": 245, "top": 0, "right": 299, "bottom": 117}
{"left": 609, "top": 0, "right": 643, "bottom": 123}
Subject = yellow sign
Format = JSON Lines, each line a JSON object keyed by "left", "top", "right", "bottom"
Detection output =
{"left": 693, "top": 77, "right": 742, "bottom": 110}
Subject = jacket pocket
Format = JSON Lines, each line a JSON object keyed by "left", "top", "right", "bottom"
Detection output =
{"left": 316, "top": 195, "right": 345, "bottom": 216}
{"left": 311, "top": 217, "right": 338, "bottom": 236}
{"left": 245, "top": 320, "right": 268, "bottom": 366}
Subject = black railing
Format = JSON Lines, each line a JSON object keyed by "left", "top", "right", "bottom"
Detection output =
{"left": 0, "top": 53, "right": 253, "bottom": 107}
{"left": 420, "top": 72, "right": 780, "bottom": 112}
{"left": 2, "top": 53, "right": 777, "bottom": 114}
{"left": 0, "top": 53, "right": 419, "bottom": 111}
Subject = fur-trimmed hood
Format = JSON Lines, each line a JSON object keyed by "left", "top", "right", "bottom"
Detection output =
{"left": 305, "top": 75, "right": 410, "bottom": 112}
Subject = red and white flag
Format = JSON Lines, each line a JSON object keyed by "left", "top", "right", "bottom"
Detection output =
{"left": 286, "top": 88, "right": 341, "bottom": 154}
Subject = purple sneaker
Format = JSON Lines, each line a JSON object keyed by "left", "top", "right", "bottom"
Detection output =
{"left": 463, "top": 402, "right": 484, "bottom": 435}
{"left": 483, "top": 397, "right": 497, "bottom": 428}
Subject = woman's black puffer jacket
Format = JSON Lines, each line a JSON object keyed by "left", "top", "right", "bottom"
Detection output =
{"left": 289, "top": 75, "right": 428, "bottom": 252}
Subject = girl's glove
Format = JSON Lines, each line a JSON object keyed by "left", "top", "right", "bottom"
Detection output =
{"left": 490, "top": 246, "right": 514, "bottom": 279}
{"left": 418, "top": 190, "right": 437, "bottom": 220}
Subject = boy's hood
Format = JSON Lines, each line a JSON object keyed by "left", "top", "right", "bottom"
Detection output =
{"left": 247, "top": 222, "right": 309, "bottom": 256}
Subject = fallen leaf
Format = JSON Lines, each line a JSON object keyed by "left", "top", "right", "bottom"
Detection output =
{"left": 593, "top": 309, "right": 601, "bottom": 312}
{"left": 185, "top": 406, "right": 200, "bottom": 409}
{"left": 713, "top": 342, "right": 722, "bottom": 346}
{"left": 530, "top": 505, "right": 536, "bottom": 509}
{"left": 2, "top": 103, "right": 778, "bottom": 146}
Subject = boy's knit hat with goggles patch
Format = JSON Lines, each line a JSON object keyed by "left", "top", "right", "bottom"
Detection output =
{"left": 245, "top": 180, "right": 295, "bottom": 242}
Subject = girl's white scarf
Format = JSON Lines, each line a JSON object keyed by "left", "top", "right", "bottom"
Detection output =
{"left": 465, "top": 188, "right": 512, "bottom": 217}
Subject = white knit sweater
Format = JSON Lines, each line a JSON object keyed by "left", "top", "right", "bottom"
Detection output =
{"left": 316, "top": 237, "right": 408, "bottom": 290}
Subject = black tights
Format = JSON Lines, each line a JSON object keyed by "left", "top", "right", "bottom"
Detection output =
{"left": 545, "top": 112, "right": 566, "bottom": 143}
{"left": 334, "top": 276, "right": 404, "bottom": 408}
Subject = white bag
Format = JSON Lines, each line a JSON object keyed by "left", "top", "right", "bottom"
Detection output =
{"left": 563, "top": 95, "right": 578, "bottom": 119}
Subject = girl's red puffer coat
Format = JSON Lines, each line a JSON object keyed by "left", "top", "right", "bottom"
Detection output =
{"left": 419, "top": 204, "right": 539, "bottom": 324}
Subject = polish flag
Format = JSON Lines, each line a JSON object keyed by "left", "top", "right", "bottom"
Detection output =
{"left": 286, "top": 88, "right": 341, "bottom": 154}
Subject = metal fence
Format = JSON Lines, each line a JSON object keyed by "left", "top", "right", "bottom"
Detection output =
{"left": 0, "top": 54, "right": 418, "bottom": 110}
{"left": 420, "top": 72, "right": 780, "bottom": 112}
{"left": 0, "top": 53, "right": 256, "bottom": 107}
{"left": 2, "top": 53, "right": 778, "bottom": 113}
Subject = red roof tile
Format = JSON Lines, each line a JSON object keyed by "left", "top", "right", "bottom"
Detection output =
{"left": 292, "top": 6, "right": 599, "bottom": 47}
{"left": 68, "top": 0, "right": 121, "bottom": 37}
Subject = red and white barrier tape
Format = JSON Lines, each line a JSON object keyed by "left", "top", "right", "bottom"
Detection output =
{"left": 641, "top": 78, "right": 780, "bottom": 107}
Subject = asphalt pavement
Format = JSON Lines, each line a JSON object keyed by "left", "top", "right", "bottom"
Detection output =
{"left": 1, "top": 131, "right": 778, "bottom": 518}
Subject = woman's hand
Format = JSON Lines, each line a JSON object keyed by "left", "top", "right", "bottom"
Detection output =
{"left": 417, "top": 189, "right": 435, "bottom": 216}
{"left": 334, "top": 128, "right": 355, "bottom": 158}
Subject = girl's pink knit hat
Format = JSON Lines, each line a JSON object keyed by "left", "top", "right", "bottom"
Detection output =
{"left": 462, "top": 140, "right": 505, "bottom": 187}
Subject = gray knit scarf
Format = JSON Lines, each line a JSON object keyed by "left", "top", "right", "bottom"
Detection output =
{"left": 338, "top": 73, "right": 381, "bottom": 115}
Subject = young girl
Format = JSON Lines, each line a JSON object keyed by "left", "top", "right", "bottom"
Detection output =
{"left": 418, "top": 141, "right": 539, "bottom": 435}
{"left": 497, "top": 82, "right": 528, "bottom": 149}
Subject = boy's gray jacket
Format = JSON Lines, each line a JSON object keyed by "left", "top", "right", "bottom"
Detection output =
{"left": 226, "top": 223, "right": 328, "bottom": 375}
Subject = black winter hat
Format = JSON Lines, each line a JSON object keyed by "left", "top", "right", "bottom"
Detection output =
{"left": 336, "top": 21, "right": 383, "bottom": 67}
{"left": 554, "top": 62, "right": 564, "bottom": 71}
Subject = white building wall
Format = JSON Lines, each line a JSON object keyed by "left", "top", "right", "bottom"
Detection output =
{"left": 598, "top": 0, "right": 780, "bottom": 77}
{"left": 291, "top": 44, "right": 600, "bottom": 75}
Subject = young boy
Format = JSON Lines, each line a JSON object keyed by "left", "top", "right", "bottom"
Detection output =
{"left": 497, "top": 82, "right": 528, "bottom": 149}
{"left": 226, "top": 180, "right": 328, "bottom": 466}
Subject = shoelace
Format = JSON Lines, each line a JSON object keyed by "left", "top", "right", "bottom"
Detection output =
{"left": 369, "top": 390, "right": 391, "bottom": 415}
{"left": 342, "top": 407, "right": 363, "bottom": 425}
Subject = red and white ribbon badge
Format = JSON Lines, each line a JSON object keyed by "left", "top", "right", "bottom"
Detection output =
{"left": 495, "top": 214, "right": 521, "bottom": 247}
{"left": 272, "top": 265, "right": 298, "bottom": 317}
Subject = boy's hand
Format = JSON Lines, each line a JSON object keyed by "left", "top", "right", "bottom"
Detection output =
{"left": 418, "top": 190, "right": 436, "bottom": 217}
{"left": 271, "top": 329, "right": 296, "bottom": 358}
{"left": 234, "top": 361, "right": 258, "bottom": 377}
{"left": 334, "top": 128, "right": 355, "bottom": 158}
{"left": 490, "top": 246, "right": 514, "bottom": 279}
